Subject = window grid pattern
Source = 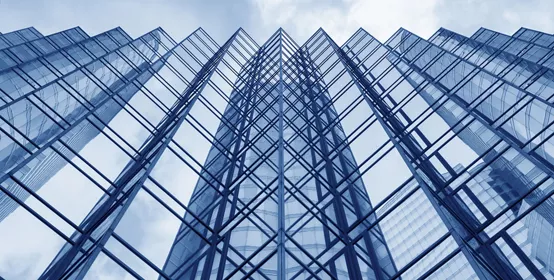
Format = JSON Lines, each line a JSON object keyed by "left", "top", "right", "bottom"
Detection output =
{"left": 0, "top": 25, "right": 553, "bottom": 280}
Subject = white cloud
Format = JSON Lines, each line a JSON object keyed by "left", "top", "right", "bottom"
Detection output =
{"left": 249, "top": 0, "right": 554, "bottom": 45}
{"left": 249, "top": 0, "right": 440, "bottom": 44}
{"left": 345, "top": 0, "right": 440, "bottom": 41}
{"left": 0, "top": 0, "right": 199, "bottom": 39}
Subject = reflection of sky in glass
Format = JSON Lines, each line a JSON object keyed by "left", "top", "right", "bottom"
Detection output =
{"left": 1, "top": 2, "right": 554, "bottom": 279}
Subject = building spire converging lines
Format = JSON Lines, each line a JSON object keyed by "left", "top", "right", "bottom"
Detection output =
{"left": 1, "top": 25, "right": 554, "bottom": 279}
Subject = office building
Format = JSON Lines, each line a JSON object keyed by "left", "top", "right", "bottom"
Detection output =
{"left": 1, "top": 25, "right": 554, "bottom": 279}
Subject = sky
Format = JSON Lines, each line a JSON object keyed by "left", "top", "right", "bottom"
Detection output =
{"left": 2, "top": 0, "right": 554, "bottom": 279}
{"left": 1, "top": 0, "right": 554, "bottom": 46}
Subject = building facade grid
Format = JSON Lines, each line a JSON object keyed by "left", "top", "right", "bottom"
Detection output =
{"left": 0, "top": 24, "right": 553, "bottom": 280}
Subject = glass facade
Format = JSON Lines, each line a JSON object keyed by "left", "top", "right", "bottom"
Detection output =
{"left": 1, "top": 25, "right": 554, "bottom": 280}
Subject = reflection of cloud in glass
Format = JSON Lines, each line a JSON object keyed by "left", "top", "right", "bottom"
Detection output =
{"left": 1, "top": 0, "right": 554, "bottom": 279}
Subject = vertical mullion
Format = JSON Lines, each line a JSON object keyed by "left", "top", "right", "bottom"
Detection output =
{"left": 277, "top": 29, "right": 287, "bottom": 280}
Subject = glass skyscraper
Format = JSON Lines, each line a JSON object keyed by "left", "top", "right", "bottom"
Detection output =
{"left": 1, "top": 24, "right": 554, "bottom": 280}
